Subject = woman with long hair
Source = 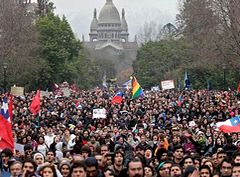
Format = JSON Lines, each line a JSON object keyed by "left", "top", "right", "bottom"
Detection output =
{"left": 40, "top": 164, "right": 58, "bottom": 177}
{"left": 35, "top": 136, "right": 48, "bottom": 157}
{"left": 199, "top": 165, "right": 212, "bottom": 177}
{"left": 59, "top": 161, "right": 71, "bottom": 177}
{"left": 62, "top": 128, "right": 76, "bottom": 151}
{"left": 203, "top": 160, "right": 214, "bottom": 175}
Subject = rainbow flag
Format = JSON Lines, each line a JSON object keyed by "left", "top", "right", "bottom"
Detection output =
{"left": 131, "top": 76, "right": 143, "bottom": 99}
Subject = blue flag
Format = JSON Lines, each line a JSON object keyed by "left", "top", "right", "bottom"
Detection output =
{"left": 184, "top": 71, "right": 190, "bottom": 89}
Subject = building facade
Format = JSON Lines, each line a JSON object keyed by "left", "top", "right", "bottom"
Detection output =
{"left": 83, "top": 0, "right": 138, "bottom": 82}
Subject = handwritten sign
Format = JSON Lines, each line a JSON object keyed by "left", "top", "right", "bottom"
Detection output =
{"left": 93, "top": 109, "right": 106, "bottom": 119}
{"left": 11, "top": 87, "right": 24, "bottom": 96}
{"left": 161, "top": 80, "right": 175, "bottom": 90}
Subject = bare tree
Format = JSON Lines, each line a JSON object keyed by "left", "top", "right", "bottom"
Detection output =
{"left": 212, "top": 0, "right": 240, "bottom": 61}
{"left": 176, "top": 0, "right": 224, "bottom": 68}
{"left": 137, "top": 21, "right": 162, "bottom": 44}
{"left": 0, "top": 0, "right": 44, "bottom": 89}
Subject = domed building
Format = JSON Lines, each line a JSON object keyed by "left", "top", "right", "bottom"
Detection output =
{"left": 83, "top": 0, "right": 138, "bottom": 82}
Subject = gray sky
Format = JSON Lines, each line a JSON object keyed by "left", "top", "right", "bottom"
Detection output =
{"left": 50, "top": 0, "right": 179, "bottom": 41}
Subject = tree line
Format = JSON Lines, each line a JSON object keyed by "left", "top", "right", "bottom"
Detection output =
{"left": 1, "top": 0, "right": 240, "bottom": 91}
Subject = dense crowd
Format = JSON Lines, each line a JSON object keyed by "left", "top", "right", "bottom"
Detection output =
{"left": 1, "top": 89, "right": 240, "bottom": 177}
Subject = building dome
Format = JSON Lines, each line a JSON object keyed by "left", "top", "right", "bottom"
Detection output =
{"left": 98, "top": 0, "right": 121, "bottom": 24}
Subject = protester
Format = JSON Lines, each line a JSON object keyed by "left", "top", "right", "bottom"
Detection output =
{"left": 9, "top": 161, "right": 23, "bottom": 177}
{"left": 0, "top": 88, "right": 240, "bottom": 177}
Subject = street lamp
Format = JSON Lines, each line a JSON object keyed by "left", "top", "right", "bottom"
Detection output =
{"left": 3, "top": 63, "right": 7, "bottom": 93}
{"left": 222, "top": 63, "right": 226, "bottom": 91}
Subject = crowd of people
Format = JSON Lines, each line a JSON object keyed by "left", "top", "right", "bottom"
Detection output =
{"left": 1, "top": 88, "right": 240, "bottom": 177}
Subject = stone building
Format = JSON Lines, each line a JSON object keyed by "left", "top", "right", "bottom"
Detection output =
{"left": 83, "top": 0, "right": 138, "bottom": 82}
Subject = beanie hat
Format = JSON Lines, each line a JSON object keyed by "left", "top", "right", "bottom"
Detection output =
{"left": 33, "top": 152, "right": 44, "bottom": 161}
{"left": 59, "top": 160, "right": 71, "bottom": 170}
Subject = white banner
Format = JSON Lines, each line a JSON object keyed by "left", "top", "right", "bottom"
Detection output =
{"left": 151, "top": 86, "right": 160, "bottom": 91}
{"left": 93, "top": 108, "right": 106, "bottom": 119}
{"left": 161, "top": 80, "right": 175, "bottom": 90}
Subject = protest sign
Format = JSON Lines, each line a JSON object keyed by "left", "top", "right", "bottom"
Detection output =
{"left": 11, "top": 86, "right": 24, "bottom": 96}
{"left": 93, "top": 108, "right": 106, "bottom": 119}
{"left": 161, "top": 80, "right": 175, "bottom": 90}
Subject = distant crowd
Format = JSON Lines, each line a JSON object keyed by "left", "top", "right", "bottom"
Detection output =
{"left": 1, "top": 89, "right": 240, "bottom": 177}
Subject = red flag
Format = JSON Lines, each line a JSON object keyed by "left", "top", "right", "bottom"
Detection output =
{"left": 238, "top": 82, "right": 240, "bottom": 93}
{"left": 30, "top": 90, "right": 40, "bottom": 115}
{"left": 0, "top": 96, "right": 14, "bottom": 151}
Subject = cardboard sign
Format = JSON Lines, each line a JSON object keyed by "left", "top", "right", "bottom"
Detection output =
{"left": 93, "top": 108, "right": 106, "bottom": 119}
{"left": 11, "top": 86, "right": 24, "bottom": 96}
{"left": 15, "top": 143, "right": 24, "bottom": 153}
{"left": 161, "top": 80, "right": 175, "bottom": 90}
{"left": 62, "top": 88, "right": 71, "bottom": 97}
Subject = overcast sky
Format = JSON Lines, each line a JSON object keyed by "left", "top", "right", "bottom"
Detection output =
{"left": 50, "top": 0, "right": 179, "bottom": 41}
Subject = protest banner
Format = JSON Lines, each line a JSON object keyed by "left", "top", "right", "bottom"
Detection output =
{"left": 93, "top": 108, "right": 106, "bottom": 119}
{"left": 161, "top": 80, "right": 175, "bottom": 90}
{"left": 11, "top": 86, "right": 24, "bottom": 96}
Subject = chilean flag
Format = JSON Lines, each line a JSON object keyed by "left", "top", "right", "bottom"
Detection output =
{"left": 111, "top": 92, "right": 123, "bottom": 104}
{"left": 216, "top": 116, "right": 240, "bottom": 133}
{"left": 0, "top": 96, "right": 14, "bottom": 151}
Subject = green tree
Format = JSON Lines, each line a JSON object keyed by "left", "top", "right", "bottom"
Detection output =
{"left": 74, "top": 55, "right": 102, "bottom": 89}
{"left": 36, "top": 12, "right": 82, "bottom": 87}
{"left": 133, "top": 39, "right": 189, "bottom": 89}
